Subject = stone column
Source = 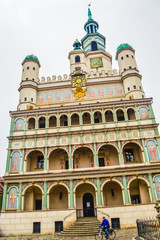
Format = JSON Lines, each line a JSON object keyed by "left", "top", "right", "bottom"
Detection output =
{"left": 68, "top": 112, "right": 71, "bottom": 131}
{"left": 2, "top": 183, "right": 7, "bottom": 211}
{"left": 18, "top": 183, "right": 22, "bottom": 210}
{"left": 94, "top": 143, "right": 98, "bottom": 167}
{"left": 57, "top": 113, "right": 60, "bottom": 132}
{"left": 96, "top": 178, "right": 102, "bottom": 206}
{"left": 43, "top": 182, "right": 47, "bottom": 209}
{"left": 35, "top": 115, "right": 38, "bottom": 134}
{"left": 149, "top": 104, "right": 156, "bottom": 124}
{"left": 69, "top": 145, "right": 73, "bottom": 169}
{"left": 102, "top": 109, "right": 106, "bottom": 128}
{"left": 44, "top": 147, "right": 48, "bottom": 170}
{"left": 113, "top": 108, "right": 118, "bottom": 127}
{"left": 24, "top": 116, "right": 27, "bottom": 135}
{"left": 142, "top": 139, "right": 148, "bottom": 162}
{"left": 69, "top": 180, "right": 74, "bottom": 208}
{"left": 148, "top": 174, "right": 156, "bottom": 202}
{"left": 124, "top": 107, "right": 129, "bottom": 126}
{"left": 122, "top": 176, "right": 130, "bottom": 204}
{"left": 135, "top": 106, "right": 141, "bottom": 125}
{"left": 91, "top": 110, "right": 95, "bottom": 129}
{"left": 21, "top": 149, "right": 25, "bottom": 172}
{"left": 45, "top": 114, "right": 49, "bottom": 133}
{"left": 118, "top": 141, "right": 124, "bottom": 165}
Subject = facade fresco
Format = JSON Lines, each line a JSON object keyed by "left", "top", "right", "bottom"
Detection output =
{"left": 139, "top": 107, "right": 150, "bottom": 119}
{"left": 14, "top": 118, "right": 24, "bottom": 131}
{"left": 7, "top": 187, "right": 18, "bottom": 209}
{"left": 154, "top": 175, "right": 160, "bottom": 199}
{"left": 37, "top": 84, "right": 124, "bottom": 104}
{"left": 146, "top": 140, "right": 160, "bottom": 161}
{"left": 10, "top": 151, "right": 21, "bottom": 172}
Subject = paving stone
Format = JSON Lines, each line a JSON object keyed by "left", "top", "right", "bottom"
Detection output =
{"left": 0, "top": 228, "right": 138, "bottom": 239}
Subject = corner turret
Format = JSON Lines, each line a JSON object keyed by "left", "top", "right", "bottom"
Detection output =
{"left": 18, "top": 54, "right": 40, "bottom": 110}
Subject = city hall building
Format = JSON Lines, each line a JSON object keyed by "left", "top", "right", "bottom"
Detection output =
{"left": 1, "top": 7, "right": 160, "bottom": 236}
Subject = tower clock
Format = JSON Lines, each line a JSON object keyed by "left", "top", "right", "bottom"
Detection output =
{"left": 72, "top": 74, "right": 86, "bottom": 88}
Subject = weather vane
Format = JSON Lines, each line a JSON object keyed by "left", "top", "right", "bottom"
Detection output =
{"left": 88, "top": 2, "right": 92, "bottom": 7}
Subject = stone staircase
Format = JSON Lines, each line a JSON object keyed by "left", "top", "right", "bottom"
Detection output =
{"left": 59, "top": 217, "right": 100, "bottom": 237}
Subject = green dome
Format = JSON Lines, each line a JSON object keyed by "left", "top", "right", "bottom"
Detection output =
{"left": 117, "top": 43, "right": 133, "bottom": 52}
{"left": 24, "top": 54, "right": 39, "bottom": 63}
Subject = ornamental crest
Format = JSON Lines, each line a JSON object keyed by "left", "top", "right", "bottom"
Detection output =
{"left": 73, "top": 87, "right": 86, "bottom": 100}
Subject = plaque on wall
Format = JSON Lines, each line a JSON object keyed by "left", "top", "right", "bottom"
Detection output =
{"left": 90, "top": 57, "right": 103, "bottom": 68}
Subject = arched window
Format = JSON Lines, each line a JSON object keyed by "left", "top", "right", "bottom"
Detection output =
{"left": 127, "top": 109, "right": 136, "bottom": 120}
{"left": 28, "top": 118, "right": 35, "bottom": 129}
{"left": 75, "top": 55, "right": 80, "bottom": 63}
{"left": 91, "top": 41, "right": 98, "bottom": 51}
{"left": 116, "top": 110, "right": 125, "bottom": 121}
{"left": 39, "top": 117, "right": 45, "bottom": 128}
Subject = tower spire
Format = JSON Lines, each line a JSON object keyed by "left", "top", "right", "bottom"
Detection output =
{"left": 88, "top": 7, "right": 92, "bottom": 20}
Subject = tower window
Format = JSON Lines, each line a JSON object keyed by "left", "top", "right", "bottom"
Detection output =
{"left": 142, "top": 95, "right": 144, "bottom": 98}
{"left": 27, "top": 67, "right": 29, "bottom": 70}
{"left": 75, "top": 67, "right": 81, "bottom": 71}
{"left": 133, "top": 85, "right": 136, "bottom": 89}
{"left": 132, "top": 55, "right": 134, "bottom": 59}
{"left": 121, "top": 56, "right": 123, "bottom": 60}
{"left": 129, "top": 66, "right": 131, "bottom": 69}
{"left": 91, "top": 41, "right": 98, "bottom": 51}
{"left": 31, "top": 98, "right": 33, "bottom": 102}
{"left": 126, "top": 55, "right": 129, "bottom": 58}
{"left": 124, "top": 68, "right": 126, "bottom": 71}
{"left": 26, "top": 78, "right": 28, "bottom": 80}
{"left": 75, "top": 55, "right": 80, "bottom": 63}
{"left": 24, "top": 97, "right": 27, "bottom": 101}
{"left": 90, "top": 25, "right": 93, "bottom": 33}
{"left": 128, "top": 87, "right": 130, "bottom": 91}
{"left": 139, "top": 86, "right": 142, "bottom": 90}
{"left": 32, "top": 78, "right": 34, "bottom": 81}
{"left": 33, "top": 67, "right": 35, "bottom": 70}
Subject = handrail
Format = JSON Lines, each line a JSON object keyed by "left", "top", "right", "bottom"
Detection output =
{"left": 97, "top": 209, "right": 111, "bottom": 220}
{"left": 64, "top": 209, "right": 76, "bottom": 221}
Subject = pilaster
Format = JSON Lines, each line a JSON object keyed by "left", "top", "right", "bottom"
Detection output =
{"left": 149, "top": 104, "right": 156, "bottom": 124}
{"left": 18, "top": 183, "right": 22, "bottom": 210}
{"left": 148, "top": 174, "right": 156, "bottom": 202}
{"left": 2, "top": 183, "right": 7, "bottom": 211}
{"left": 118, "top": 141, "right": 124, "bottom": 165}
{"left": 142, "top": 139, "right": 148, "bottom": 162}
{"left": 122, "top": 176, "right": 130, "bottom": 204}
{"left": 69, "top": 145, "right": 73, "bottom": 169}
{"left": 94, "top": 143, "right": 98, "bottom": 167}
{"left": 96, "top": 178, "right": 102, "bottom": 206}
{"left": 43, "top": 182, "right": 48, "bottom": 209}
{"left": 69, "top": 180, "right": 74, "bottom": 208}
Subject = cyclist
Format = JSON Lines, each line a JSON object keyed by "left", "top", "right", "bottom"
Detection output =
{"left": 100, "top": 216, "right": 110, "bottom": 239}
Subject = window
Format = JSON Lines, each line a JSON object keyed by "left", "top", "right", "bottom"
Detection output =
{"left": 131, "top": 195, "right": 140, "bottom": 204}
{"left": 126, "top": 55, "right": 129, "bottom": 58}
{"left": 39, "top": 117, "right": 45, "bottom": 128}
{"left": 24, "top": 97, "right": 27, "bottom": 101}
{"left": 75, "top": 67, "right": 81, "bottom": 71}
{"left": 32, "top": 78, "right": 34, "bottom": 81}
{"left": 26, "top": 78, "right": 28, "bottom": 80}
{"left": 142, "top": 95, "right": 144, "bottom": 98}
{"left": 37, "top": 156, "right": 44, "bottom": 168}
{"left": 31, "top": 98, "right": 33, "bottom": 102}
{"left": 94, "top": 118, "right": 100, "bottom": 123}
{"left": 128, "top": 87, "right": 130, "bottom": 91}
{"left": 91, "top": 41, "right": 98, "bottom": 51}
{"left": 132, "top": 55, "right": 134, "bottom": 59}
{"left": 35, "top": 200, "right": 42, "bottom": 210}
{"left": 33, "top": 67, "right": 35, "bottom": 70}
{"left": 64, "top": 121, "right": 68, "bottom": 126}
{"left": 117, "top": 110, "right": 125, "bottom": 121}
{"left": 111, "top": 218, "right": 120, "bottom": 229}
{"left": 133, "top": 85, "right": 136, "bottom": 89}
{"left": 121, "top": 56, "right": 123, "bottom": 60}
{"left": 65, "top": 160, "right": 69, "bottom": 169}
{"left": 129, "top": 66, "right": 131, "bottom": 69}
{"left": 27, "top": 66, "right": 29, "bottom": 70}
{"left": 125, "top": 149, "right": 134, "bottom": 162}
{"left": 33, "top": 222, "right": 41, "bottom": 233}
{"left": 55, "top": 221, "right": 63, "bottom": 233}
{"left": 75, "top": 55, "right": 80, "bottom": 63}
{"left": 139, "top": 86, "right": 141, "bottom": 90}
{"left": 99, "top": 158, "right": 105, "bottom": 167}
{"left": 90, "top": 25, "right": 93, "bottom": 33}
{"left": 124, "top": 68, "right": 126, "bottom": 71}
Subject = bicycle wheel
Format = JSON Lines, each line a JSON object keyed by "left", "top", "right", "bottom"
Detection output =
{"left": 108, "top": 228, "right": 116, "bottom": 240}
{"left": 95, "top": 232, "right": 104, "bottom": 240}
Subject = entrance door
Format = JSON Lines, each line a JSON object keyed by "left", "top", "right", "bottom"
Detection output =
{"left": 83, "top": 193, "right": 94, "bottom": 217}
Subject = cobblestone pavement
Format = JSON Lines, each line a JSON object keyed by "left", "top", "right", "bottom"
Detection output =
{"left": 0, "top": 228, "right": 138, "bottom": 240}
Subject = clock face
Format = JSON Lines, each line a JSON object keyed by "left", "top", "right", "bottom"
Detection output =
{"left": 72, "top": 75, "right": 85, "bottom": 88}
{"left": 90, "top": 57, "right": 103, "bottom": 68}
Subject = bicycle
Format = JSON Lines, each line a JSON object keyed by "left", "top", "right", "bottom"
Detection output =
{"left": 95, "top": 227, "right": 116, "bottom": 240}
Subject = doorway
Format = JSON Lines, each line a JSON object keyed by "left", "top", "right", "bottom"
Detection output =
{"left": 83, "top": 193, "right": 94, "bottom": 217}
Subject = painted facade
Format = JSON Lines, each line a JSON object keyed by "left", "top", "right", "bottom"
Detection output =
{"left": 1, "top": 7, "right": 160, "bottom": 236}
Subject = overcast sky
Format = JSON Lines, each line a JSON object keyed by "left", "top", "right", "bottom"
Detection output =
{"left": 0, "top": 0, "right": 160, "bottom": 177}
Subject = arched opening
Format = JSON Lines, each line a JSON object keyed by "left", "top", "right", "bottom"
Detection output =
{"left": 28, "top": 118, "right": 35, "bottom": 129}
{"left": 83, "top": 193, "right": 94, "bottom": 217}
{"left": 76, "top": 183, "right": 96, "bottom": 217}
{"left": 103, "top": 182, "right": 123, "bottom": 206}
{"left": 49, "top": 185, "right": 68, "bottom": 210}
{"left": 71, "top": 113, "right": 79, "bottom": 126}
{"left": 129, "top": 179, "right": 150, "bottom": 204}
{"left": 91, "top": 41, "right": 98, "bottom": 51}
{"left": 127, "top": 109, "right": 136, "bottom": 120}
{"left": 98, "top": 145, "right": 119, "bottom": 166}
{"left": 82, "top": 112, "right": 91, "bottom": 125}
{"left": 24, "top": 186, "right": 42, "bottom": 211}
{"left": 60, "top": 114, "right": 68, "bottom": 126}
{"left": 94, "top": 111, "right": 102, "bottom": 124}
{"left": 105, "top": 111, "right": 114, "bottom": 122}
{"left": 39, "top": 117, "right": 45, "bottom": 128}
{"left": 73, "top": 147, "right": 94, "bottom": 169}
{"left": 116, "top": 110, "right": 125, "bottom": 121}
{"left": 49, "top": 116, "right": 57, "bottom": 127}
{"left": 123, "top": 143, "right": 143, "bottom": 164}
{"left": 27, "top": 150, "right": 44, "bottom": 172}
{"left": 75, "top": 55, "right": 80, "bottom": 63}
{"left": 49, "top": 148, "right": 69, "bottom": 170}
